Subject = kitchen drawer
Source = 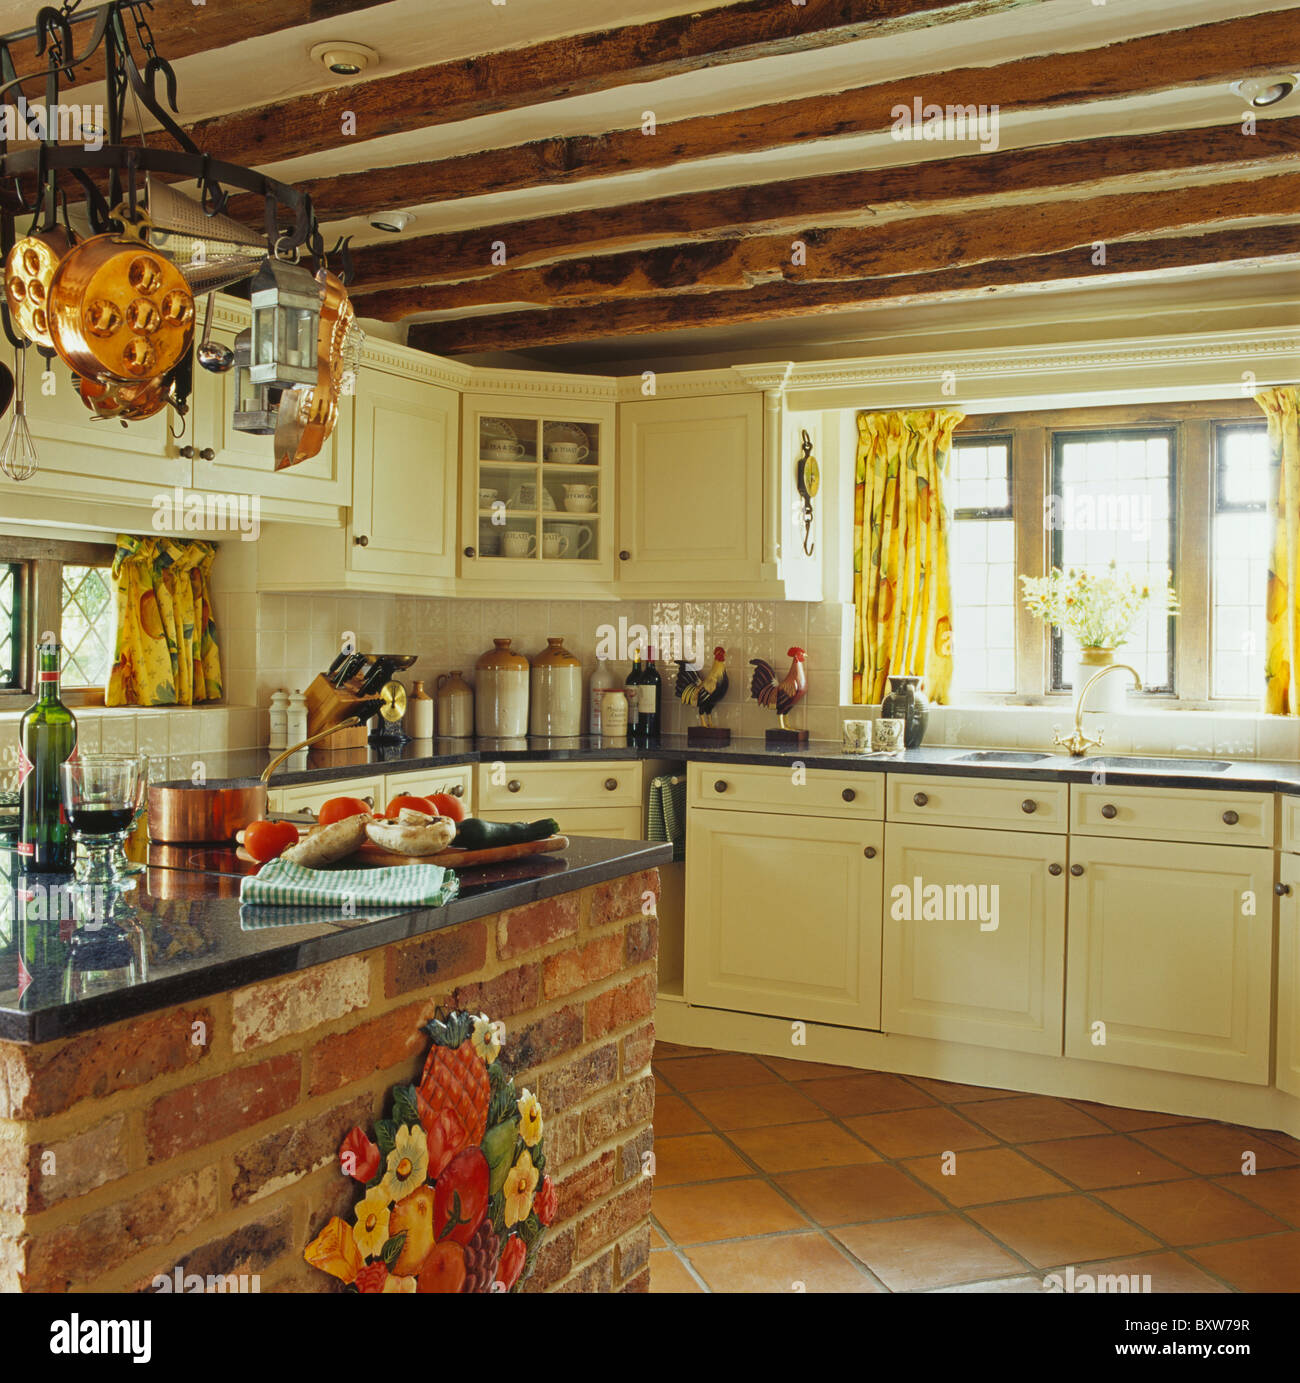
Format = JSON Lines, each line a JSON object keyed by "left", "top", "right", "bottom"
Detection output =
{"left": 275, "top": 777, "right": 384, "bottom": 820}
{"left": 478, "top": 805, "right": 643, "bottom": 840}
{"left": 475, "top": 760, "right": 640, "bottom": 811}
{"left": 1071, "top": 784, "right": 1273, "bottom": 847}
{"left": 886, "top": 774, "right": 1067, "bottom": 833}
{"left": 687, "top": 761, "right": 883, "bottom": 818}
{"left": 384, "top": 765, "right": 473, "bottom": 810}
{"left": 1280, "top": 794, "right": 1300, "bottom": 854}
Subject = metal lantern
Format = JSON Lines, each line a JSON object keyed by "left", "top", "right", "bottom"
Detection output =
{"left": 248, "top": 256, "right": 322, "bottom": 387}
{"left": 232, "top": 328, "right": 282, "bottom": 434}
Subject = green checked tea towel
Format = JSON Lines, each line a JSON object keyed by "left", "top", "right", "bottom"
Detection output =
{"left": 647, "top": 772, "right": 686, "bottom": 862}
{"left": 240, "top": 859, "right": 460, "bottom": 910}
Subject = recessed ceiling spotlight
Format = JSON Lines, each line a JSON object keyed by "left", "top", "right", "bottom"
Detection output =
{"left": 368, "top": 210, "right": 412, "bottom": 234}
{"left": 1231, "top": 74, "right": 1298, "bottom": 108}
{"left": 310, "top": 41, "right": 379, "bottom": 77}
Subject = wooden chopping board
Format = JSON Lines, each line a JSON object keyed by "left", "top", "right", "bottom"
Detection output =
{"left": 238, "top": 834, "right": 569, "bottom": 870}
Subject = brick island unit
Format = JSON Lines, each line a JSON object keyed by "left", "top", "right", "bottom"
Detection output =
{"left": 0, "top": 837, "right": 668, "bottom": 1294}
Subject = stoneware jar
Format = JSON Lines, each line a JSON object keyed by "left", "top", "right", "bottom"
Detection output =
{"left": 475, "top": 639, "right": 529, "bottom": 738}
{"left": 530, "top": 636, "right": 583, "bottom": 738}
{"left": 434, "top": 672, "right": 473, "bottom": 738}
{"left": 881, "top": 674, "right": 930, "bottom": 749}
{"left": 408, "top": 679, "right": 435, "bottom": 738}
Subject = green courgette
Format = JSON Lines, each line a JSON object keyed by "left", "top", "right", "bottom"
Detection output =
{"left": 453, "top": 817, "right": 560, "bottom": 851}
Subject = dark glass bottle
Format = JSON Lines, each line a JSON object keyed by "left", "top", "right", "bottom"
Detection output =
{"left": 14, "top": 871, "right": 73, "bottom": 1009}
{"left": 18, "top": 643, "right": 78, "bottom": 872}
{"left": 641, "top": 646, "right": 662, "bottom": 742}
{"left": 625, "top": 648, "right": 644, "bottom": 743}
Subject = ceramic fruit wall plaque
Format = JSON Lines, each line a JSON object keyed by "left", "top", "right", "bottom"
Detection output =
{"left": 305, "top": 1009, "right": 553, "bottom": 1293}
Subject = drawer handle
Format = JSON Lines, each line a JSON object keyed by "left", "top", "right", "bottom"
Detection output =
{"left": 1100, "top": 803, "right": 1117, "bottom": 819}
{"left": 464, "top": 546, "right": 476, "bottom": 558}
{"left": 1276, "top": 882, "right": 1292, "bottom": 897}
{"left": 451, "top": 785, "right": 464, "bottom": 797}
{"left": 605, "top": 778, "right": 618, "bottom": 791}
{"left": 714, "top": 780, "right": 728, "bottom": 793}
{"left": 1070, "top": 864, "right": 1084, "bottom": 877}
{"left": 1021, "top": 799, "right": 1036, "bottom": 814}
{"left": 912, "top": 791, "right": 928, "bottom": 807}
{"left": 863, "top": 845, "right": 876, "bottom": 859}
{"left": 363, "top": 796, "right": 373, "bottom": 806}
{"left": 619, "top": 550, "right": 631, "bottom": 561}
{"left": 1222, "top": 810, "right": 1239, "bottom": 826}
{"left": 507, "top": 780, "right": 521, "bottom": 793}
{"left": 842, "top": 788, "right": 855, "bottom": 802}
{"left": 354, "top": 534, "right": 369, "bottom": 547}
{"left": 1048, "top": 863, "right": 1062, "bottom": 876}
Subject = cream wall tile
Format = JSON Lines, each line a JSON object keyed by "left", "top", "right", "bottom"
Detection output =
{"left": 101, "top": 714, "right": 137, "bottom": 753}
{"left": 199, "top": 709, "right": 230, "bottom": 753}
{"left": 74, "top": 717, "right": 102, "bottom": 753}
{"left": 1258, "top": 717, "right": 1300, "bottom": 762}
{"left": 230, "top": 706, "right": 259, "bottom": 749}
{"left": 1213, "top": 720, "right": 1259, "bottom": 759}
{"left": 136, "top": 713, "right": 170, "bottom": 756}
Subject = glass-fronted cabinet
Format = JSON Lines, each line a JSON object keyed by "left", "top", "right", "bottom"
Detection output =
{"left": 459, "top": 393, "right": 615, "bottom": 588}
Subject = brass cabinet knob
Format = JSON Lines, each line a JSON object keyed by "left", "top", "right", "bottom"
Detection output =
{"left": 363, "top": 796, "right": 373, "bottom": 806}
{"left": 199, "top": 447, "right": 215, "bottom": 461}
{"left": 507, "top": 779, "right": 521, "bottom": 793}
{"left": 1048, "top": 863, "right": 1063, "bottom": 876}
{"left": 1100, "top": 803, "right": 1117, "bottom": 819}
{"left": 464, "top": 546, "right": 476, "bottom": 558}
{"left": 354, "top": 534, "right": 369, "bottom": 547}
{"left": 1276, "top": 882, "right": 1291, "bottom": 897}
{"left": 605, "top": 778, "right": 618, "bottom": 791}
{"left": 1222, "top": 810, "right": 1239, "bottom": 826}
{"left": 913, "top": 791, "right": 928, "bottom": 807}
{"left": 1070, "top": 864, "right": 1084, "bottom": 876}
{"left": 451, "top": 785, "right": 464, "bottom": 797}
{"left": 179, "top": 444, "right": 216, "bottom": 460}
{"left": 863, "top": 846, "right": 876, "bottom": 859}
{"left": 714, "top": 780, "right": 727, "bottom": 793}
{"left": 841, "top": 788, "right": 855, "bottom": 802}
{"left": 619, "top": 550, "right": 631, "bottom": 561}
{"left": 1021, "top": 799, "right": 1036, "bottom": 814}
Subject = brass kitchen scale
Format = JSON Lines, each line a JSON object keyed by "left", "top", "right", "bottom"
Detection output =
{"left": 369, "top": 678, "right": 410, "bottom": 745}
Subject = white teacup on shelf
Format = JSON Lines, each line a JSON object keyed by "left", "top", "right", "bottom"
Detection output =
{"left": 504, "top": 529, "right": 537, "bottom": 558}
{"left": 549, "top": 522, "right": 592, "bottom": 557}
{"left": 545, "top": 441, "right": 590, "bottom": 464}
{"left": 483, "top": 437, "right": 526, "bottom": 461}
{"left": 541, "top": 532, "right": 570, "bottom": 559}
{"left": 563, "top": 483, "right": 597, "bottom": 513}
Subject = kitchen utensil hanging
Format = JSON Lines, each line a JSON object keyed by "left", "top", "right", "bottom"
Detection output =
{"left": 142, "top": 177, "right": 268, "bottom": 295}
{"left": 196, "top": 291, "right": 234, "bottom": 373}
{"left": 273, "top": 270, "right": 359, "bottom": 470}
{"left": 0, "top": 348, "right": 37, "bottom": 481}
{"left": 4, "top": 225, "right": 77, "bottom": 350}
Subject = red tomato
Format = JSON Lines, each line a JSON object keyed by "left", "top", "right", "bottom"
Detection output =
{"left": 385, "top": 794, "right": 435, "bottom": 818}
{"left": 243, "top": 819, "right": 299, "bottom": 862}
{"left": 426, "top": 792, "right": 466, "bottom": 823}
{"left": 433, "top": 1147, "right": 489, "bottom": 1247}
{"left": 318, "top": 795, "right": 371, "bottom": 826}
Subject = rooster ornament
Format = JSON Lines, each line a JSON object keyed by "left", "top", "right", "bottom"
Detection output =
{"left": 676, "top": 646, "right": 730, "bottom": 743}
{"left": 750, "top": 646, "right": 809, "bottom": 744}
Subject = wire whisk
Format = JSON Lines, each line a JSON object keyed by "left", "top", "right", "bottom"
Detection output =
{"left": 0, "top": 348, "right": 38, "bottom": 482}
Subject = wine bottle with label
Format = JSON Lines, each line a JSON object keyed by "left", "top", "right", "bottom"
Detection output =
{"left": 625, "top": 648, "right": 644, "bottom": 743}
{"left": 18, "top": 642, "right": 78, "bottom": 872}
{"left": 641, "top": 646, "right": 662, "bottom": 742}
{"left": 14, "top": 872, "right": 74, "bottom": 1010}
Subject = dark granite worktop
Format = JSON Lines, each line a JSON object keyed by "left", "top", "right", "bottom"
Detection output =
{"left": 152, "top": 734, "right": 1300, "bottom": 796}
{"left": 0, "top": 837, "right": 671, "bottom": 1045}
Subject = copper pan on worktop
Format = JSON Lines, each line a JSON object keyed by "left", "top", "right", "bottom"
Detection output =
{"left": 147, "top": 716, "right": 363, "bottom": 843}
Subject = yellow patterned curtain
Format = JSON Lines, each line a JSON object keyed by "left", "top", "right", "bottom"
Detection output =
{"left": 852, "top": 408, "right": 963, "bottom": 705}
{"left": 106, "top": 536, "right": 223, "bottom": 706}
{"left": 1262, "top": 386, "right": 1300, "bottom": 714}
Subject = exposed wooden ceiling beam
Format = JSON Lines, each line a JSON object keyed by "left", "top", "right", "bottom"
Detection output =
{"left": 248, "top": 11, "right": 1292, "bottom": 223}
{"left": 408, "top": 224, "right": 1300, "bottom": 356}
{"left": 355, "top": 173, "right": 1300, "bottom": 318}
{"left": 350, "top": 118, "right": 1300, "bottom": 294}
{"left": 183, "top": 0, "right": 1044, "bottom": 170}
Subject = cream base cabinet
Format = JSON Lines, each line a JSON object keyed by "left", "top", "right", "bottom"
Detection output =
{"left": 1277, "top": 853, "right": 1300, "bottom": 1099}
{"left": 685, "top": 808, "right": 883, "bottom": 1028}
{"left": 882, "top": 824, "right": 1067, "bottom": 1055}
{"left": 1065, "top": 837, "right": 1273, "bottom": 1084}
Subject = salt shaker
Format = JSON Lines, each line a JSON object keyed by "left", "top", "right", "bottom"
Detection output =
{"left": 268, "top": 690, "right": 289, "bottom": 749}
{"left": 286, "top": 689, "right": 308, "bottom": 746}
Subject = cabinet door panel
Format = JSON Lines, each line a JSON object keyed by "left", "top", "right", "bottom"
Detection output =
{"left": 475, "top": 806, "right": 642, "bottom": 839}
{"left": 1065, "top": 838, "right": 1272, "bottom": 1083}
{"left": 276, "top": 778, "right": 384, "bottom": 819}
{"left": 685, "top": 809, "right": 882, "bottom": 1027}
{"left": 883, "top": 824, "right": 1066, "bottom": 1054}
{"left": 1278, "top": 855, "right": 1300, "bottom": 1099}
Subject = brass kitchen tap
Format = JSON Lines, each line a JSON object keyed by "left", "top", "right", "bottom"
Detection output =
{"left": 1055, "top": 663, "right": 1143, "bottom": 757}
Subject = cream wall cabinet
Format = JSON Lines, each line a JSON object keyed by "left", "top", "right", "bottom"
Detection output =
{"left": 1064, "top": 836, "right": 1273, "bottom": 1084}
{"left": 1277, "top": 852, "right": 1300, "bottom": 1099}
{"left": 685, "top": 805, "right": 883, "bottom": 1027}
{"left": 882, "top": 822, "right": 1067, "bottom": 1055}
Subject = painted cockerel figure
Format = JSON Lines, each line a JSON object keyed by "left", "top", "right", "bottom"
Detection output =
{"left": 749, "top": 646, "right": 808, "bottom": 730}
{"left": 675, "top": 646, "right": 729, "bottom": 728}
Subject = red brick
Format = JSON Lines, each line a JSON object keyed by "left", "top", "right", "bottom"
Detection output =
{"left": 384, "top": 920, "right": 488, "bottom": 997}
{"left": 617, "top": 1125, "right": 655, "bottom": 1185}
{"left": 521, "top": 1226, "right": 574, "bottom": 1293}
{"left": 543, "top": 934, "right": 625, "bottom": 1000}
{"left": 497, "top": 893, "right": 581, "bottom": 960}
{"left": 230, "top": 1092, "right": 372, "bottom": 1206}
{"left": 307, "top": 998, "right": 436, "bottom": 1097}
{"left": 168, "top": 1205, "right": 293, "bottom": 1288}
{"left": 555, "top": 1149, "right": 616, "bottom": 1222}
{"left": 615, "top": 1225, "right": 651, "bottom": 1283}
{"left": 1, "top": 1114, "right": 128, "bottom": 1214}
{"left": 232, "top": 957, "right": 371, "bottom": 1052}
{"left": 146, "top": 1054, "right": 301, "bottom": 1162}
{"left": 548, "top": 1112, "right": 581, "bottom": 1168}
{"left": 499, "top": 1006, "right": 583, "bottom": 1081}
{"left": 621, "top": 1021, "right": 655, "bottom": 1077}
{"left": 539, "top": 1043, "right": 618, "bottom": 1114}
{"left": 585, "top": 973, "right": 656, "bottom": 1041}
{"left": 0, "top": 1005, "right": 213, "bottom": 1120}
{"left": 625, "top": 916, "right": 658, "bottom": 966}
{"left": 575, "top": 1177, "right": 653, "bottom": 1259}
{"left": 556, "top": 1247, "right": 615, "bottom": 1293}
{"left": 590, "top": 869, "right": 659, "bottom": 929}
{"left": 452, "top": 962, "right": 541, "bottom": 1019}
{"left": 583, "top": 1073, "right": 654, "bottom": 1149}
{"left": 620, "top": 1267, "right": 650, "bottom": 1293}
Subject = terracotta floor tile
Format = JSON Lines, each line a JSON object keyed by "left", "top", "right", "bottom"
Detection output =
{"left": 654, "top": 1094, "right": 709, "bottom": 1137}
{"left": 904, "top": 1147, "right": 1070, "bottom": 1207}
{"left": 834, "top": 1214, "right": 1021, "bottom": 1291}
{"left": 653, "top": 1133, "right": 751, "bottom": 1187}
{"left": 930, "top": 1274, "right": 1045, "bottom": 1293}
{"left": 1259, "top": 1129, "right": 1300, "bottom": 1158}
{"left": 1068, "top": 1100, "right": 1205, "bottom": 1132}
{"left": 727, "top": 1119, "right": 880, "bottom": 1174}
{"left": 1074, "top": 1250, "right": 1230, "bottom": 1294}
{"left": 759, "top": 1055, "right": 857, "bottom": 1081}
{"left": 904, "top": 1075, "right": 1020, "bottom": 1103}
{"left": 649, "top": 1251, "right": 702, "bottom": 1293}
{"left": 845, "top": 1105, "right": 998, "bottom": 1159}
{"left": 965, "top": 1095, "right": 1110, "bottom": 1143}
{"left": 688, "top": 1082, "right": 825, "bottom": 1131}
{"left": 1134, "top": 1123, "right": 1300, "bottom": 1176}
{"left": 656, "top": 1052, "right": 782, "bottom": 1093}
{"left": 688, "top": 1232, "right": 882, "bottom": 1293}
{"left": 969, "top": 1195, "right": 1160, "bottom": 1268}
{"left": 1025, "top": 1134, "right": 1194, "bottom": 1191}
{"left": 775, "top": 1162, "right": 946, "bottom": 1226}
{"left": 649, "top": 1224, "right": 667, "bottom": 1249}
{"left": 653, "top": 1042, "right": 716, "bottom": 1059}
{"left": 1097, "top": 1179, "right": 1285, "bottom": 1246}
{"left": 1188, "top": 1231, "right": 1300, "bottom": 1292}
{"left": 653, "top": 1177, "right": 809, "bottom": 1244}
{"left": 1212, "top": 1166, "right": 1300, "bottom": 1226}
{"left": 799, "top": 1072, "right": 936, "bottom": 1117}
{"left": 654, "top": 1073, "right": 672, "bottom": 1097}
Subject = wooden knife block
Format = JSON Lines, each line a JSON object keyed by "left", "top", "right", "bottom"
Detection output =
{"left": 305, "top": 674, "right": 374, "bottom": 748}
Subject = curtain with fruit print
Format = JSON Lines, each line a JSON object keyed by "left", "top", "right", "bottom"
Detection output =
{"left": 106, "top": 535, "right": 223, "bottom": 706}
{"left": 1261, "top": 386, "right": 1300, "bottom": 714}
{"left": 852, "top": 408, "right": 963, "bottom": 706}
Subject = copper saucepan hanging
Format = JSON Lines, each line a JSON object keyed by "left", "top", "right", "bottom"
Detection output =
{"left": 77, "top": 371, "right": 173, "bottom": 422}
{"left": 4, "top": 225, "right": 77, "bottom": 349}
{"left": 48, "top": 234, "right": 196, "bottom": 383}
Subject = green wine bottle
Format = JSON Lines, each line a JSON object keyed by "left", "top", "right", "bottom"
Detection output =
{"left": 14, "top": 871, "right": 73, "bottom": 1009}
{"left": 18, "top": 643, "right": 78, "bottom": 872}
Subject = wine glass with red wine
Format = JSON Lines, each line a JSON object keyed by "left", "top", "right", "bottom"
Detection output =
{"left": 60, "top": 755, "right": 141, "bottom": 885}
